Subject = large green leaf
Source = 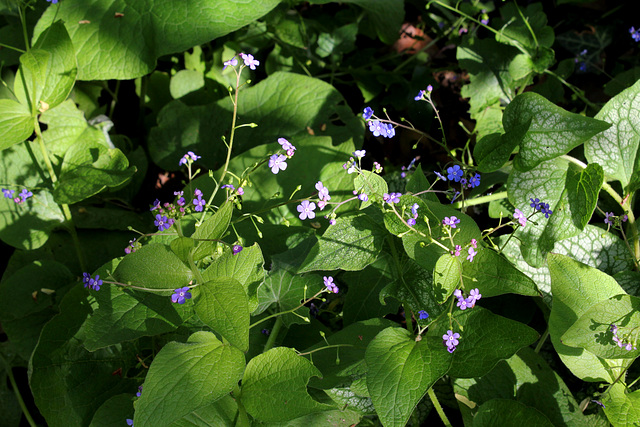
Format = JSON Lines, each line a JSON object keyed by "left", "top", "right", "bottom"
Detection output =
{"left": 548, "top": 254, "right": 631, "bottom": 382}
{"left": 602, "top": 383, "right": 640, "bottom": 427}
{"left": 585, "top": 78, "right": 640, "bottom": 188}
{"left": 241, "top": 347, "right": 332, "bottom": 422}
{"left": 0, "top": 99, "right": 33, "bottom": 151}
{"left": 505, "top": 92, "right": 610, "bottom": 171}
{"left": 149, "top": 73, "right": 362, "bottom": 171}
{"left": 0, "top": 260, "right": 73, "bottom": 359}
{"left": 30, "top": 286, "right": 136, "bottom": 427}
{"left": 195, "top": 278, "right": 250, "bottom": 352}
{"left": 562, "top": 295, "right": 640, "bottom": 360}
{"left": 191, "top": 200, "right": 233, "bottom": 261}
{"left": 89, "top": 394, "right": 134, "bottom": 427}
{"left": 134, "top": 331, "right": 245, "bottom": 427}
{"left": 0, "top": 143, "right": 65, "bottom": 250}
{"left": 14, "top": 21, "right": 77, "bottom": 114}
{"left": 496, "top": 3, "right": 554, "bottom": 51}
{"left": 299, "top": 213, "right": 386, "bottom": 273}
{"left": 33, "top": 0, "right": 280, "bottom": 80}
{"left": 113, "top": 243, "right": 193, "bottom": 290}
{"left": 454, "top": 347, "right": 588, "bottom": 427}
{"left": 473, "top": 399, "right": 554, "bottom": 427}
{"left": 365, "top": 327, "right": 450, "bottom": 427}
{"left": 53, "top": 140, "right": 136, "bottom": 204}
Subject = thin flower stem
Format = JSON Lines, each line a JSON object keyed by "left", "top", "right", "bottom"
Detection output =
{"left": 427, "top": 387, "right": 452, "bottom": 427}
{"left": 450, "top": 191, "right": 508, "bottom": 209}
{"left": 0, "top": 354, "right": 38, "bottom": 427}
{"left": 102, "top": 280, "right": 194, "bottom": 293}
{"left": 0, "top": 42, "right": 25, "bottom": 52}
{"left": 263, "top": 316, "right": 283, "bottom": 353}
{"left": 250, "top": 289, "right": 325, "bottom": 329}
{"left": 297, "top": 343, "right": 354, "bottom": 356}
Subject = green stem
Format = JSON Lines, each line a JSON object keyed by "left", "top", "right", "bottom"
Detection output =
{"left": 263, "top": 316, "right": 282, "bottom": 353}
{"left": 450, "top": 191, "right": 508, "bottom": 209}
{"left": 427, "top": 388, "right": 452, "bottom": 427}
{"left": 0, "top": 42, "right": 25, "bottom": 53}
{"left": 0, "top": 354, "right": 38, "bottom": 427}
{"left": 17, "top": 4, "right": 30, "bottom": 52}
{"left": 534, "top": 328, "right": 549, "bottom": 353}
{"left": 233, "top": 385, "right": 251, "bottom": 427}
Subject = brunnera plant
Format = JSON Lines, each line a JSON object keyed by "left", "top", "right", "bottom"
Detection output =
{"left": 1, "top": 0, "right": 640, "bottom": 426}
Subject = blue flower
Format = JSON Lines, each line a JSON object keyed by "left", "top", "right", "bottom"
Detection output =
{"left": 2, "top": 188, "right": 14, "bottom": 198}
{"left": 19, "top": 189, "right": 33, "bottom": 202}
{"left": 446, "top": 165, "right": 463, "bottom": 182}
{"left": 179, "top": 151, "right": 200, "bottom": 166}
{"left": 223, "top": 56, "right": 238, "bottom": 70}
{"left": 442, "top": 216, "right": 460, "bottom": 228}
{"left": 232, "top": 245, "right": 243, "bottom": 255}
{"left": 171, "top": 287, "right": 192, "bottom": 304}
{"left": 604, "top": 212, "right": 614, "bottom": 226}
{"left": 86, "top": 274, "right": 102, "bottom": 291}
{"left": 630, "top": 27, "right": 640, "bottom": 42}
{"left": 414, "top": 90, "right": 426, "bottom": 101}
{"left": 126, "top": 419, "right": 134, "bottom": 427}
{"left": 136, "top": 385, "right": 143, "bottom": 397}
{"left": 297, "top": 200, "right": 316, "bottom": 220}
{"left": 268, "top": 154, "right": 288, "bottom": 174}
{"left": 362, "top": 107, "right": 374, "bottom": 120}
{"left": 410, "top": 203, "right": 419, "bottom": 218}
{"left": 418, "top": 310, "right": 429, "bottom": 320}
{"left": 407, "top": 218, "right": 416, "bottom": 226}
{"left": 154, "top": 214, "right": 172, "bottom": 231}
{"left": 193, "top": 189, "right": 206, "bottom": 212}
{"left": 434, "top": 171, "right": 447, "bottom": 181}
{"left": 468, "top": 173, "right": 481, "bottom": 188}
{"left": 240, "top": 53, "right": 260, "bottom": 70}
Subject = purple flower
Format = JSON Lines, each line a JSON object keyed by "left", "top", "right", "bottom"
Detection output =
{"left": 268, "top": 154, "right": 288, "bottom": 174}
{"left": 82, "top": 272, "right": 91, "bottom": 288}
{"left": 278, "top": 138, "right": 296, "bottom": 157}
{"left": 171, "top": 287, "right": 192, "bottom": 304}
{"left": 136, "top": 385, "right": 143, "bottom": 397}
{"left": 369, "top": 120, "right": 385, "bottom": 137}
{"left": 193, "top": 194, "right": 206, "bottom": 212}
{"left": 46, "top": 0, "right": 59, "bottom": 3}
{"left": 383, "top": 192, "right": 401, "bottom": 204}
{"left": 126, "top": 420, "right": 134, "bottom": 427}
{"left": 418, "top": 310, "right": 429, "bottom": 320}
{"left": 89, "top": 274, "right": 102, "bottom": 291}
{"left": 514, "top": 208, "right": 527, "bottom": 227}
{"left": 414, "top": 90, "right": 426, "bottom": 101}
{"left": 540, "top": 203, "right": 553, "bottom": 218}
{"left": 324, "top": 276, "right": 339, "bottom": 293}
{"left": 150, "top": 199, "right": 161, "bottom": 211}
{"left": 442, "top": 216, "right": 460, "bottom": 228}
{"left": 223, "top": 56, "right": 238, "bottom": 70}
{"left": 443, "top": 330, "right": 460, "bottom": 350}
{"left": 447, "top": 165, "right": 463, "bottom": 182}
{"left": 427, "top": 84, "right": 433, "bottom": 92}
{"left": 154, "top": 214, "right": 173, "bottom": 231}
{"left": 358, "top": 193, "right": 368, "bottom": 202}
{"left": 468, "top": 173, "right": 481, "bottom": 188}
{"left": 384, "top": 123, "right": 396, "bottom": 138}
{"left": 240, "top": 53, "right": 260, "bottom": 70}
{"left": 470, "top": 238, "right": 477, "bottom": 248}
{"left": 232, "top": 245, "right": 243, "bottom": 255}
{"left": 467, "top": 247, "right": 477, "bottom": 262}
{"left": 373, "top": 162, "right": 383, "bottom": 173}
{"left": 451, "top": 245, "right": 462, "bottom": 257}
{"left": 611, "top": 324, "right": 619, "bottom": 335}
{"left": 434, "top": 171, "right": 447, "bottom": 181}
{"left": 362, "top": 107, "right": 374, "bottom": 120}
{"left": 179, "top": 151, "right": 200, "bottom": 166}
{"left": 173, "top": 191, "right": 185, "bottom": 207}
{"left": 530, "top": 198, "right": 540, "bottom": 209}
{"left": 2, "top": 189, "right": 14, "bottom": 198}
{"left": 591, "top": 400, "right": 605, "bottom": 409}
{"left": 261, "top": 328, "right": 270, "bottom": 335}
{"left": 467, "top": 288, "right": 481, "bottom": 307}
{"left": 297, "top": 200, "right": 316, "bottom": 220}
{"left": 604, "top": 212, "right": 614, "bottom": 226}
{"left": 410, "top": 203, "right": 419, "bottom": 218}
{"left": 354, "top": 150, "right": 366, "bottom": 159}
{"left": 631, "top": 27, "right": 640, "bottom": 42}
{"left": 480, "top": 18, "right": 489, "bottom": 25}
{"left": 19, "top": 189, "right": 33, "bottom": 202}
{"left": 457, "top": 297, "right": 470, "bottom": 310}
{"left": 315, "top": 181, "right": 331, "bottom": 201}
{"left": 329, "top": 218, "right": 336, "bottom": 225}
{"left": 237, "top": 187, "right": 244, "bottom": 195}
{"left": 221, "top": 184, "right": 235, "bottom": 191}
{"left": 407, "top": 218, "right": 416, "bottom": 226}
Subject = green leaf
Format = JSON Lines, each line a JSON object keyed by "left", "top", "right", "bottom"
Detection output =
{"left": 584, "top": 78, "right": 640, "bottom": 188}
{"left": 462, "top": 248, "right": 540, "bottom": 298}
{"left": 308, "top": 0, "right": 404, "bottom": 44}
{"left": 474, "top": 132, "right": 520, "bottom": 173}
{"left": 201, "top": 243, "right": 264, "bottom": 311}
{"left": 14, "top": 21, "right": 76, "bottom": 113}
{"left": 30, "top": 286, "right": 136, "bottom": 426}
{"left": 256, "top": 265, "right": 322, "bottom": 327}
{"left": 241, "top": 347, "right": 332, "bottom": 422}
{"left": 170, "top": 237, "right": 195, "bottom": 262}
{"left": 169, "top": 395, "right": 238, "bottom": 427}
{"left": 504, "top": 92, "right": 610, "bottom": 171}
{"left": 82, "top": 284, "right": 195, "bottom": 351}
{"left": 473, "top": 399, "right": 554, "bottom": 427}
{"left": 191, "top": 200, "right": 233, "bottom": 260}
{"left": 405, "top": 164, "right": 439, "bottom": 202}
{"left": 342, "top": 254, "right": 399, "bottom": 325}
{"left": 0, "top": 260, "right": 73, "bottom": 359}
{"left": 353, "top": 170, "right": 387, "bottom": 209}
{"left": 496, "top": 3, "right": 554, "bottom": 50}
{"left": 433, "top": 253, "right": 461, "bottom": 304}
{"left": 0, "top": 99, "right": 33, "bottom": 151}
{"left": 453, "top": 347, "right": 589, "bottom": 427}
{"left": 603, "top": 382, "right": 640, "bottom": 427}
{"left": 34, "top": 0, "right": 280, "bottom": 80}
{"left": 113, "top": 243, "right": 193, "bottom": 290}
{"left": 134, "top": 331, "right": 245, "bottom": 427}
{"left": 303, "top": 318, "right": 396, "bottom": 389}
{"left": 0, "top": 143, "right": 65, "bottom": 250}
{"left": 299, "top": 213, "right": 386, "bottom": 273}
{"left": 53, "top": 141, "right": 136, "bottom": 204}
{"left": 365, "top": 327, "right": 450, "bottom": 427}
{"left": 89, "top": 394, "right": 134, "bottom": 427}
{"left": 565, "top": 163, "right": 604, "bottom": 229}
{"left": 562, "top": 295, "right": 640, "bottom": 359}
{"left": 195, "top": 278, "right": 250, "bottom": 352}
{"left": 548, "top": 254, "right": 630, "bottom": 382}
{"left": 149, "top": 73, "right": 362, "bottom": 171}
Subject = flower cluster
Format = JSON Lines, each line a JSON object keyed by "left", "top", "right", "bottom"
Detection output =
{"left": 574, "top": 49, "right": 588, "bottom": 73}
{"left": 604, "top": 211, "right": 628, "bottom": 228}
{"left": 454, "top": 288, "right": 481, "bottom": 311}
{"left": 324, "top": 276, "right": 339, "bottom": 293}
{"left": 414, "top": 85, "right": 433, "bottom": 101}
{"left": 362, "top": 107, "right": 395, "bottom": 138}
{"left": 2, "top": 188, "right": 33, "bottom": 205}
{"left": 223, "top": 53, "right": 260, "bottom": 70}
{"left": 443, "top": 330, "right": 460, "bottom": 353}
{"left": 630, "top": 27, "right": 640, "bottom": 42}
{"left": 268, "top": 137, "right": 296, "bottom": 175}
{"left": 82, "top": 273, "right": 102, "bottom": 291}
{"left": 171, "top": 287, "right": 192, "bottom": 304}
{"left": 124, "top": 238, "right": 141, "bottom": 254}
{"left": 610, "top": 324, "right": 637, "bottom": 351}
{"left": 401, "top": 157, "right": 417, "bottom": 178}
{"left": 441, "top": 165, "right": 481, "bottom": 190}
{"left": 149, "top": 185, "right": 209, "bottom": 232}
{"left": 529, "top": 198, "right": 553, "bottom": 218}
{"left": 136, "top": 385, "right": 143, "bottom": 397}
{"left": 179, "top": 151, "right": 200, "bottom": 166}
{"left": 316, "top": 181, "right": 331, "bottom": 210}
{"left": 513, "top": 208, "right": 527, "bottom": 227}
{"left": 407, "top": 203, "right": 419, "bottom": 226}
